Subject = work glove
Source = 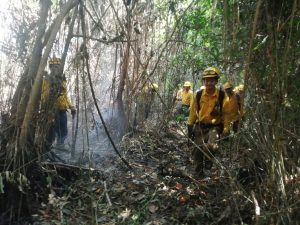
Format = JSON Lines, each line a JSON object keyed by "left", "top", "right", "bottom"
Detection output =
{"left": 70, "top": 107, "right": 76, "bottom": 117}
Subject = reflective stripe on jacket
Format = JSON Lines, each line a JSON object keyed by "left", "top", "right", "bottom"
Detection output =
{"left": 222, "top": 93, "right": 240, "bottom": 134}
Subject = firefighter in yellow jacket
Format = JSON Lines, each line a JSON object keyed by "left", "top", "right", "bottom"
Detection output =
{"left": 234, "top": 84, "right": 245, "bottom": 117}
{"left": 42, "top": 57, "right": 76, "bottom": 147}
{"left": 134, "top": 82, "right": 158, "bottom": 126}
{"left": 174, "top": 81, "right": 193, "bottom": 119}
{"left": 222, "top": 82, "right": 242, "bottom": 135}
{"left": 187, "top": 67, "right": 225, "bottom": 177}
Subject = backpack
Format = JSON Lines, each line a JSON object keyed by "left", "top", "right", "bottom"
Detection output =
{"left": 196, "top": 88, "right": 225, "bottom": 113}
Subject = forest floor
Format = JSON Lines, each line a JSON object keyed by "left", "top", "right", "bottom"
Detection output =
{"left": 30, "top": 120, "right": 298, "bottom": 225}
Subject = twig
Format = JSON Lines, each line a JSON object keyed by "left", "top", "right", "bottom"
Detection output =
{"left": 103, "top": 181, "right": 112, "bottom": 207}
{"left": 243, "top": 0, "right": 263, "bottom": 90}
{"left": 72, "top": 34, "right": 136, "bottom": 43}
{"left": 159, "top": 165, "right": 208, "bottom": 189}
{"left": 41, "top": 161, "right": 101, "bottom": 172}
{"left": 47, "top": 151, "right": 67, "bottom": 164}
{"left": 251, "top": 190, "right": 261, "bottom": 225}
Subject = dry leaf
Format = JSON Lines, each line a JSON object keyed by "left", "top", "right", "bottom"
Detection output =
{"left": 178, "top": 195, "right": 189, "bottom": 204}
{"left": 200, "top": 191, "right": 207, "bottom": 197}
{"left": 95, "top": 188, "right": 102, "bottom": 193}
{"left": 148, "top": 204, "right": 158, "bottom": 213}
{"left": 175, "top": 182, "right": 183, "bottom": 190}
{"left": 178, "top": 196, "right": 186, "bottom": 204}
{"left": 127, "top": 182, "right": 137, "bottom": 189}
{"left": 119, "top": 208, "right": 131, "bottom": 220}
{"left": 136, "top": 194, "right": 145, "bottom": 201}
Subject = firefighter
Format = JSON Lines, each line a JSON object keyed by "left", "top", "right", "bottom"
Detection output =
{"left": 144, "top": 82, "right": 158, "bottom": 119}
{"left": 174, "top": 81, "right": 193, "bottom": 119}
{"left": 222, "top": 81, "right": 242, "bottom": 135}
{"left": 187, "top": 67, "right": 225, "bottom": 177}
{"left": 42, "top": 57, "right": 76, "bottom": 147}
{"left": 134, "top": 82, "right": 158, "bottom": 126}
{"left": 173, "top": 84, "right": 183, "bottom": 104}
{"left": 234, "top": 84, "right": 245, "bottom": 117}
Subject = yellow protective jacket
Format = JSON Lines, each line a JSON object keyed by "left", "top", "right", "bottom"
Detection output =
{"left": 181, "top": 89, "right": 193, "bottom": 106}
{"left": 42, "top": 79, "right": 73, "bottom": 111}
{"left": 222, "top": 93, "right": 241, "bottom": 134}
{"left": 188, "top": 88, "right": 222, "bottom": 125}
{"left": 233, "top": 86, "right": 245, "bottom": 116}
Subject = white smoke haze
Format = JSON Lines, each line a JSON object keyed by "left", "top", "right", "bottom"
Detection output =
{"left": 0, "top": 0, "right": 173, "bottom": 168}
{"left": 0, "top": 0, "right": 124, "bottom": 167}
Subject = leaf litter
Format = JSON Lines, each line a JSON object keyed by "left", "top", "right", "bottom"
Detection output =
{"left": 31, "top": 121, "right": 299, "bottom": 225}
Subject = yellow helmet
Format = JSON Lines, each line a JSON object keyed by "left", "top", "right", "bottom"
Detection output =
{"left": 234, "top": 84, "right": 244, "bottom": 93}
{"left": 48, "top": 57, "right": 61, "bottom": 65}
{"left": 202, "top": 67, "right": 221, "bottom": 78}
{"left": 238, "top": 84, "right": 244, "bottom": 91}
{"left": 183, "top": 81, "right": 192, "bottom": 87}
{"left": 223, "top": 81, "right": 233, "bottom": 89}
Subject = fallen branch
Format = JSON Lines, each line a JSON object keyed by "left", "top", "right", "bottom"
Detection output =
{"left": 103, "top": 181, "right": 112, "bottom": 206}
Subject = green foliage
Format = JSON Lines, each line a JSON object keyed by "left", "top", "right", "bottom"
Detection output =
{"left": 46, "top": 175, "right": 53, "bottom": 188}
{"left": 253, "top": 35, "right": 268, "bottom": 51}
{"left": 169, "top": 1, "right": 224, "bottom": 81}
{"left": 175, "top": 114, "right": 186, "bottom": 123}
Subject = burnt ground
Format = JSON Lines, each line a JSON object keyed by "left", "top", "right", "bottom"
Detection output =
{"left": 15, "top": 121, "right": 299, "bottom": 225}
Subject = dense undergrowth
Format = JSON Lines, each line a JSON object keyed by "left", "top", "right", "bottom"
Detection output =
{"left": 14, "top": 120, "right": 298, "bottom": 225}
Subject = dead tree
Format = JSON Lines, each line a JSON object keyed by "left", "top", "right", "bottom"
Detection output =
{"left": 0, "top": 0, "right": 79, "bottom": 223}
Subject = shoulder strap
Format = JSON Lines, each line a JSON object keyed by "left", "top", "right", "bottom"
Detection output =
{"left": 196, "top": 89, "right": 203, "bottom": 113}
{"left": 218, "top": 89, "right": 225, "bottom": 112}
{"left": 197, "top": 89, "right": 224, "bottom": 113}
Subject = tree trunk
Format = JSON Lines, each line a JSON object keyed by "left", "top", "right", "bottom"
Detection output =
{"left": 19, "top": 0, "right": 78, "bottom": 152}
{"left": 116, "top": 10, "right": 132, "bottom": 132}
{"left": 10, "top": 0, "right": 51, "bottom": 127}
